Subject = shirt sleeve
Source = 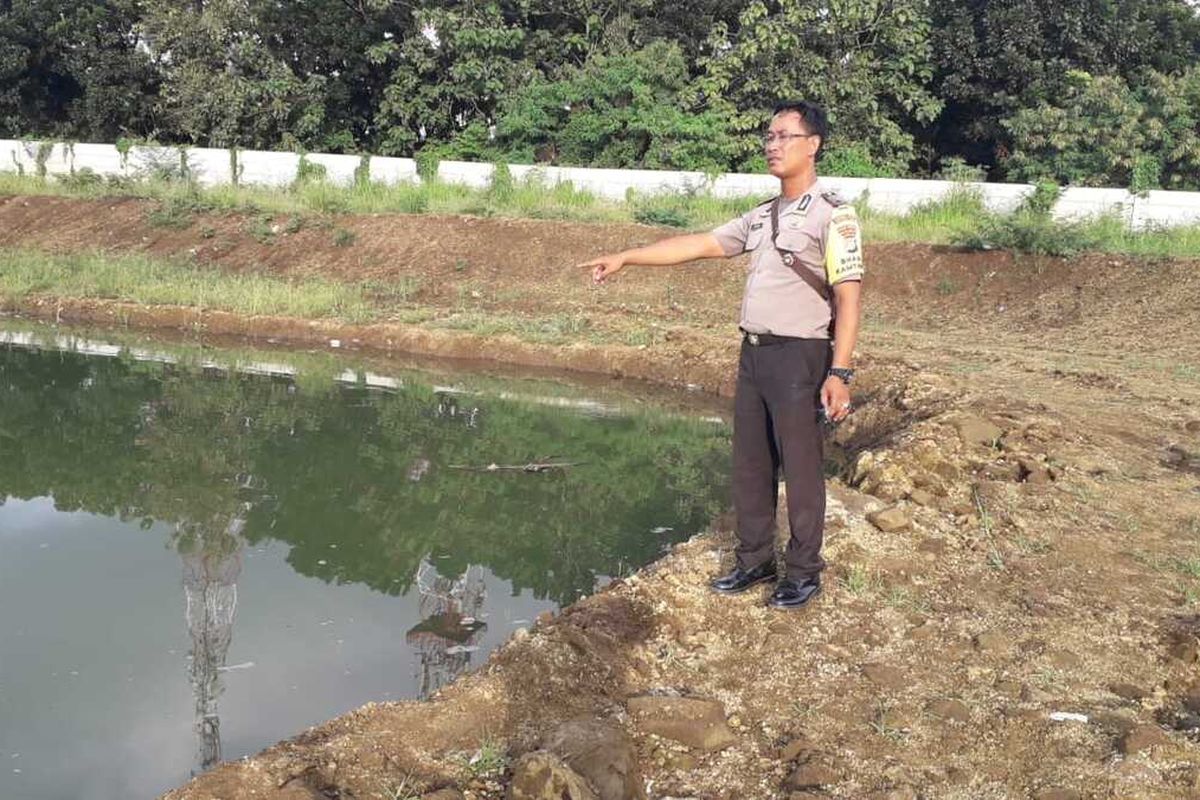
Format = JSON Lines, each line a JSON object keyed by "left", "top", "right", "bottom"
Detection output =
{"left": 712, "top": 211, "right": 753, "bottom": 257}
{"left": 825, "top": 205, "right": 864, "bottom": 284}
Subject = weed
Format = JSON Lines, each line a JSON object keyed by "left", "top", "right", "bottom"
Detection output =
{"left": 935, "top": 277, "right": 957, "bottom": 295}
{"left": 973, "top": 486, "right": 993, "bottom": 538}
{"left": 56, "top": 167, "right": 103, "bottom": 190}
{"left": 332, "top": 227, "right": 356, "bottom": 247}
{"left": 4, "top": 170, "right": 1200, "bottom": 259}
{"left": 362, "top": 277, "right": 421, "bottom": 304}
{"left": 1014, "top": 535, "right": 1052, "bottom": 555}
{"left": 1175, "top": 556, "right": 1200, "bottom": 579}
{"left": 884, "top": 587, "right": 931, "bottom": 615}
{"left": 245, "top": 214, "right": 276, "bottom": 244}
{"left": 986, "top": 546, "right": 1006, "bottom": 571}
{"left": 283, "top": 215, "right": 304, "bottom": 234}
{"left": 293, "top": 152, "right": 327, "bottom": 187}
{"left": 868, "top": 698, "right": 908, "bottom": 742}
{"left": 199, "top": 225, "right": 216, "bottom": 239}
{"left": 624, "top": 327, "right": 656, "bottom": 347}
{"left": 381, "top": 773, "right": 421, "bottom": 800}
{"left": 454, "top": 258, "right": 468, "bottom": 273}
{"left": 464, "top": 738, "right": 508, "bottom": 778}
{"left": 633, "top": 201, "right": 691, "bottom": 228}
{"left": 147, "top": 193, "right": 212, "bottom": 229}
{"left": 1034, "top": 667, "right": 1064, "bottom": 689}
{"left": 839, "top": 563, "right": 878, "bottom": 596}
{"left": 0, "top": 248, "right": 375, "bottom": 320}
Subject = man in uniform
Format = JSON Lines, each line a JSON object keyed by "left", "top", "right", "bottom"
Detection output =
{"left": 579, "top": 100, "right": 863, "bottom": 609}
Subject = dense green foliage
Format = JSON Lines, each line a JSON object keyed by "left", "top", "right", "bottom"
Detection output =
{"left": 0, "top": 341, "right": 730, "bottom": 604}
{"left": 2, "top": 0, "right": 1198, "bottom": 186}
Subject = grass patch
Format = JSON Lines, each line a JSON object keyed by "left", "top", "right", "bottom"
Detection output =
{"left": 3, "top": 170, "right": 1200, "bottom": 257}
{"left": 432, "top": 311, "right": 594, "bottom": 344}
{"left": 838, "top": 563, "right": 880, "bottom": 596}
{"left": 461, "top": 738, "right": 508, "bottom": 778}
{"left": 859, "top": 186, "right": 987, "bottom": 244}
{"left": 0, "top": 248, "right": 375, "bottom": 321}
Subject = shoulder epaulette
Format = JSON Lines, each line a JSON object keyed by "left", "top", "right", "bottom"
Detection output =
{"left": 753, "top": 196, "right": 776, "bottom": 209}
{"left": 820, "top": 190, "right": 846, "bottom": 207}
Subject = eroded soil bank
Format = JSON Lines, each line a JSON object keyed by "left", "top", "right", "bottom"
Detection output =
{"left": 3, "top": 195, "right": 1200, "bottom": 799}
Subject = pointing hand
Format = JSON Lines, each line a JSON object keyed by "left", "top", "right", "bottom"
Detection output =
{"left": 579, "top": 255, "right": 626, "bottom": 284}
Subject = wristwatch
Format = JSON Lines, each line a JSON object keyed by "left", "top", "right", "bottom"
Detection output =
{"left": 827, "top": 367, "right": 855, "bottom": 385}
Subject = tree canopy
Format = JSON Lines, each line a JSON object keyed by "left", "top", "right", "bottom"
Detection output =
{"left": 1, "top": 0, "right": 1198, "bottom": 187}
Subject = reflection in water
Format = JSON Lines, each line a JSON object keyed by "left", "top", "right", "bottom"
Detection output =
{"left": 0, "top": 332, "right": 730, "bottom": 797}
{"left": 407, "top": 560, "right": 487, "bottom": 699}
{"left": 181, "top": 516, "right": 245, "bottom": 774}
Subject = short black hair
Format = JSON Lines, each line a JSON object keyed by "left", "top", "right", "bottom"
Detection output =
{"left": 772, "top": 100, "right": 828, "bottom": 161}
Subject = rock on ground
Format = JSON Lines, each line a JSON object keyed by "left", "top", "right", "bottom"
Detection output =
{"left": 507, "top": 751, "right": 598, "bottom": 800}
{"left": 540, "top": 719, "right": 646, "bottom": 800}
{"left": 626, "top": 695, "right": 738, "bottom": 752}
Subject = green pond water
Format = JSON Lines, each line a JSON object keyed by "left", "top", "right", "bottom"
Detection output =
{"left": 0, "top": 324, "right": 730, "bottom": 800}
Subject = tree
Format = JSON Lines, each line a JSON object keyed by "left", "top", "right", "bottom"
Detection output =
{"left": 1004, "top": 66, "right": 1200, "bottom": 190}
{"left": 692, "top": 0, "right": 943, "bottom": 174}
{"left": 495, "top": 40, "right": 739, "bottom": 171}
{"left": 139, "top": 0, "right": 332, "bottom": 149}
{"left": 930, "top": 0, "right": 1200, "bottom": 175}
{"left": 374, "top": 1, "right": 527, "bottom": 155}
{"left": 0, "top": 0, "right": 158, "bottom": 140}
{"left": 1003, "top": 71, "right": 1146, "bottom": 187}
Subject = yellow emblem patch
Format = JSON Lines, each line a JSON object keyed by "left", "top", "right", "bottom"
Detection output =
{"left": 825, "top": 206, "right": 864, "bottom": 284}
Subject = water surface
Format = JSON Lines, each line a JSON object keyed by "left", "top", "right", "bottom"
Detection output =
{"left": 0, "top": 326, "right": 730, "bottom": 799}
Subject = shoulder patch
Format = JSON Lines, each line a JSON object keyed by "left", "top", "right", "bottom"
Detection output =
{"left": 825, "top": 205, "right": 863, "bottom": 285}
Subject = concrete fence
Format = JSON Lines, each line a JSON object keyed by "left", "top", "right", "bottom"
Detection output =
{"left": 3, "top": 139, "right": 1198, "bottom": 229}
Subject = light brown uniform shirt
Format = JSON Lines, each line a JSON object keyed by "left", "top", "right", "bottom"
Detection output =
{"left": 712, "top": 182, "right": 864, "bottom": 339}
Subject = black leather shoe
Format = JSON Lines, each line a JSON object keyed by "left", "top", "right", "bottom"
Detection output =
{"left": 767, "top": 577, "right": 821, "bottom": 609}
{"left": 710, "top": 560, "right": 777, "bottom": 594}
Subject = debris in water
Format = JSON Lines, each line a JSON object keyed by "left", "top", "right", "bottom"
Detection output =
{"left": 217, "top": 661, "right": 255, "bottom": 672}
{"left": 448, "top": 460, "right": 583, "bottom": 473}
{"left": 445, "top": 645, "right": 479, "bottom": 655}
{"left": 651, "top": 526, "right": 673, "bottom": 534}
{"left": 1049, "top": 711, "right": 1089, "bottom": 723}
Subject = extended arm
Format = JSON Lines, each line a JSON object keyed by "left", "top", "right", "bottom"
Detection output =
{"left": 581, "top": 233, "right": 727, "bottom": 283}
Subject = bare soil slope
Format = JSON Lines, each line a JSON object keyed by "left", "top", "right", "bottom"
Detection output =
{"left": 2, "top": 195, "right": 1199, "bottom": 799}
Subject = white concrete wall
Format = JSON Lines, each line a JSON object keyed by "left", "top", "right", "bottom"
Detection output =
{"left": 1, "top": 138, "right": 1198, "bottom": 229}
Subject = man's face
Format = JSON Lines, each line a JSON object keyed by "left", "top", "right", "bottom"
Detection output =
{"left": 764, "top": 111, "right": 820, "bottom": 178}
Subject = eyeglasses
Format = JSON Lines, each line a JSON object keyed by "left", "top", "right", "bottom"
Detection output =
{"left": 762, "top": 132, "right": 816, "bottom": 147}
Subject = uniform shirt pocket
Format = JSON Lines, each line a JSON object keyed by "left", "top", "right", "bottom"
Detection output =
{"left": 743, "top": 223, "right": 769, "bottom": 253}
{"left": 773, "top": 228, "right": 821, "bottom": 264}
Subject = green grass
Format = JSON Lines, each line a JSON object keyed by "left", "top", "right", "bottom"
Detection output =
{"left": 0, "top": 248, "right": 375, "bottom": 321}
{"left": 838, "top": 563, "right": 879, "bottom": 596}
{"left": 430, "top": 310, "right": 594, "bottom": 345}
{"left": 3, "top": 171, "right": 1200, "bottom": 258}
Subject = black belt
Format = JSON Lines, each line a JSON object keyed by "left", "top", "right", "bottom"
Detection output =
{"left": 740, "top": 328, "right": 803, "bottom": 346}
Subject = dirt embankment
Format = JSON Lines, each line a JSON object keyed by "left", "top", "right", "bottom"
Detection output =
{"left": 4, "top": 195, "right": 1200, "bottom": 799}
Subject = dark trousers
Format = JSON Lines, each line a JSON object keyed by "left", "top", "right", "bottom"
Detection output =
{"left": 732, "top": 338, "right": 831, "bottom": 579}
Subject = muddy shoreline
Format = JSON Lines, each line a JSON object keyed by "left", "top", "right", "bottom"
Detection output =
{"left": 4, "top": 196, "right": 1200, "bottom": 799}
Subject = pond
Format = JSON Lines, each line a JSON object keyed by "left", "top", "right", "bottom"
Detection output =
{"left": 0, "top": 324, "right": 731, "bottom": 800}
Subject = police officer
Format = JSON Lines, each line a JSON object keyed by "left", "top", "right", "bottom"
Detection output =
{"left": 580, "top": 100, "right": 863, "bottom": 609}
